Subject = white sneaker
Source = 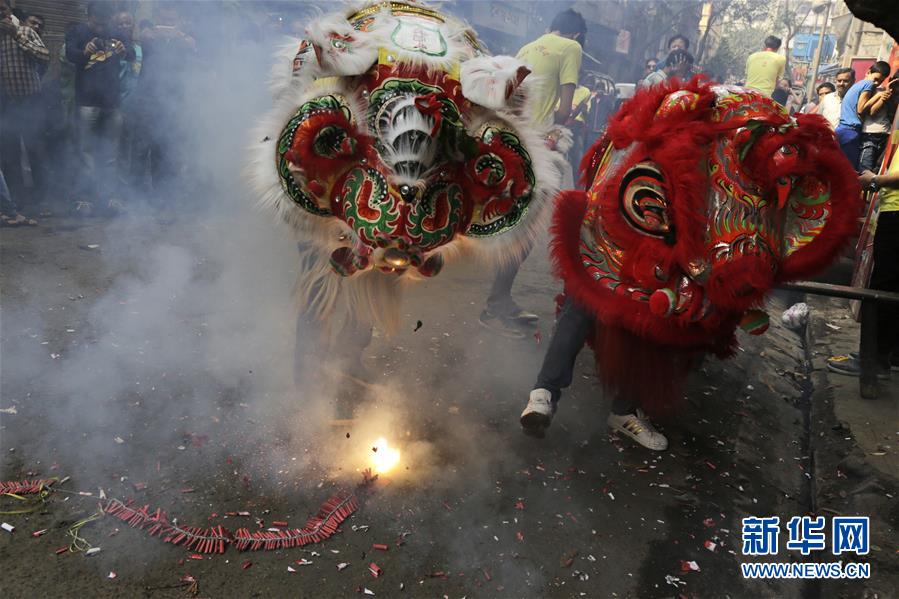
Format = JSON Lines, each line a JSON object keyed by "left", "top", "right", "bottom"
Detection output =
{"left": 607, "top": 409, "right": 668, "bottom": 451}
{"left": 520, "top": 388, "right": 554, "bottom": 437}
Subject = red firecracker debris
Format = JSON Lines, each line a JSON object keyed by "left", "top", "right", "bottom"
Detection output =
{"left": 272, "top": 521, "right": 289, "bottom": 527}
{"left": 704, "top": 540, "right": 717, "bottom": 552}
{"left": 368, "top": 562, "right": 382, "bottom": 578}
{"left": 132, "top": 482, "right": 147, "bottom": 491}
{"left": 514, "top": 501, "right": 525, "bottom": 510}
{"left": 108, "top": 571, "right": 117, "bottom": 579}
{"left": 0, "top": 478, "right": 57, "bottom": 495}
{"left": 241, "top": 560, "right": 253, "bottom": 570}
{"left": 186, "top": 433, "right": 209, "bottom": 448}
{"left": 680, "top": 560, "right": 700, "bottom": 572}
{"left": 483, "top": 568, "right": 492, "bottom": 581}
{"left": 561, "top": 549, "right": 579, "bottom": 568}
{"left": 188, "top": 554, "right": 204, "bottom": 560}
{"left": 515, "top": 531, "right": 524, "bottom": 542}
{"left": 180, "top": 488, "right": 195, "bottom": 494}
{"left": 55, "top": 547, "right": 68, "bottom": 555}
{"left": 32, "top": 529, "right": 48, "bottom": 537}
{"left": 372, "top": 543, "right": 388, "bottom": 551}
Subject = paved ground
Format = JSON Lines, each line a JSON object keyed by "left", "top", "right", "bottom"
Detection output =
{"left": 1, "top": 210, "right": 896, "bottom": 598}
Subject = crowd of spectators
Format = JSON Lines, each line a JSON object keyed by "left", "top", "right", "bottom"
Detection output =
{"left": 0, "top": 0, "right": 199, "bottom": 226}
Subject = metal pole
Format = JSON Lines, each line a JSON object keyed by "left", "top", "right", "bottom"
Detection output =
{"left": 777, "top": 281, "right": 899, "bottom": 304}
{"left": 805, "top": 1, "right": 833, "bottom": 101}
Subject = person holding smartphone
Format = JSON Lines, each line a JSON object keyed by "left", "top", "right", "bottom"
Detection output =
{"left": 858, "top": 76, "right": 898, "bottom": 173}
{"left": 65, "top": 1, "right": 135, "bottom": 214}
{"left": 835, "top": 61, "right": 891, "bottom": 170}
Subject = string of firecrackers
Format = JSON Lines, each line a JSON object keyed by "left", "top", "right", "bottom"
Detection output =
{"left": 0, "top": 478, "right": 57, "bottom": 516}
{"left": 101, "top": 491, "right": 358, "bottom": 554}
{"left": 0, "top": 478, "right": 57, "bottom": 496}
{"left": 2, "top": 475, "right": 369, "bottom": 554}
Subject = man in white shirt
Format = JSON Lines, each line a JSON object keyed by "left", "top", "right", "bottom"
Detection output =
{"left": 817, "top": 68, "right": 855, "bottom": 130}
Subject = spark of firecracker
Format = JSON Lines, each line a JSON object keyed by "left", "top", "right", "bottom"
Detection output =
{"left": 370, "top": 437, "right": 400, "bottom": 474}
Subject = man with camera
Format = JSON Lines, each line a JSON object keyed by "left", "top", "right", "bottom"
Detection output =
{"left": 65, "top": 1, "right": 135, "bottom": 214}
{"left": 0, "top": 0, "right": 48, "bottom": 224}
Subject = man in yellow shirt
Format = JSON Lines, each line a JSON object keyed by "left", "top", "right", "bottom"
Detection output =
{"left": 828, "top": 153, "right": 899, "bottom": 392}
{"left": 480, "top": 9, "right": 585, "bottom": 338}
{"left": 515, "top": 10, "right": 584, "bottom": 127}
{"left": 744, "top": 35, "right": 786, "bottom": 97}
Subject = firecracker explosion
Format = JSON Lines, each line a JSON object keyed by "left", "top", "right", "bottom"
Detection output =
{"left": 2, "top": 0, "right": 896, "bottom": 595}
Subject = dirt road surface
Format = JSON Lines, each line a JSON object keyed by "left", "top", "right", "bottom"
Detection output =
{"left": 1, "top": 212, "right": 896, "bottom": 598}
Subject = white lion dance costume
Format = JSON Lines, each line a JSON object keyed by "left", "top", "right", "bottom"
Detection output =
{"left": 250, "top": 1, "right": 563, "bottom": 339}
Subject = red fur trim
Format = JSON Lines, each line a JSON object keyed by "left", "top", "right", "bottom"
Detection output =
{"left": 593, "top": 324, "right": 696, "bottom": 416}
{"left": 607, "top": 76, "right": 718, "bottom": 150}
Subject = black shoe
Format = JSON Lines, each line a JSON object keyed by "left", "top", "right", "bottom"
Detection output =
{"left": 479, "top": 310, "right": 529, "bottom": 339}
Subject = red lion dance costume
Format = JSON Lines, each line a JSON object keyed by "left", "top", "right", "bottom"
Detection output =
{"left": 552, "top": 78, "right": 861, "bottom": 412}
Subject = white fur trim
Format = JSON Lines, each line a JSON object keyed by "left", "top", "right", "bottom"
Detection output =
{"left": 460, "top": 55, "right": 532, "bottom": 111}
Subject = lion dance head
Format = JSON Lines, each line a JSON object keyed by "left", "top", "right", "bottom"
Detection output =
{"left": 553, "top": 78, "right": 860, "bottom": 410}
{"left": 251, "top": 2, "right": 563, "bottom": 330}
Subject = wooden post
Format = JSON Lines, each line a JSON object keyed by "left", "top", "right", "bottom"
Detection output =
{"left": 858, "top": 299, "right": 879, "bottom": 399}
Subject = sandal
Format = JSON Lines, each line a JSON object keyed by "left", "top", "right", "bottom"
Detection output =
{"left": 2, "top": 213, "right": 37, "bottom": 226}
{"left": 73, "top": 201, "right": 93, "bottom": 216}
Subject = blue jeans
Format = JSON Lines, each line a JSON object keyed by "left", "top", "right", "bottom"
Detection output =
{"left": 858, "top": 133, "right": 888, "bottom": 173}
{"left": 835, "top": 125, "right": 861, "bottom": 171}
{"left": 533, "top": 296, "right": 633, "bottom": 415}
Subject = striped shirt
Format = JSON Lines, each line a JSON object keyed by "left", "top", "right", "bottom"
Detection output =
{"left": 0, "top": 22, "right": 49, "bottom": 97}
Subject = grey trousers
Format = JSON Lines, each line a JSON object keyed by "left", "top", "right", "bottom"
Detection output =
{"left": 76, "top": 106, "right": 123, "bottom": 200}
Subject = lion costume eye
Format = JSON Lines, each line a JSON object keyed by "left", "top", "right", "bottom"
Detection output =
{"left": 619, "top": 162, "right": 672, "bottom": 240}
